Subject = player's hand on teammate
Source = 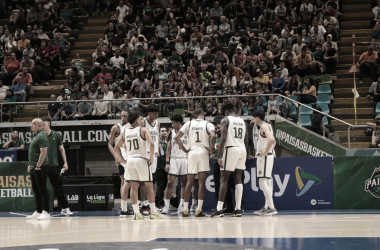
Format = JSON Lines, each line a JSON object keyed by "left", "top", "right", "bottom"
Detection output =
{"left": 218, "top": 158, "right": 224, "bottom": 168}
{"left": 165, "top": 164, "right": 170, "bottom": 172}
{"left": 147, "top": 158, "right": 153, "bottom": 166}
{"left": 155, "top": 152, "right": 160, "bottom": 157}
{"left": 248, "top": 155, "right": 255, "bottom": 160}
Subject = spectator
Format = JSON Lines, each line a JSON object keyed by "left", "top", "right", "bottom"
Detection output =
{"left": 0, "top": 79, "right": 9, "bottom": 98}
{"left": 2, "top": 131, "right": 24, "bottom": 149}
{"left": 3, "top": 53, "right": 20, "bottom": 85}
{"left": 17, "top": 34, "right": 30, "bottom": 54}
{"left": 357, "top": 46, "right": 378, "bottom": 84}
{"left": 160, "top": 83, "right": 175, "bottom": 112}
{"left": 108, "top": 89, "right": 124, "bottom": 119}
{"left": 285, "top": 72, "right": 300, "bottom": 96}
{"left": 292, "top": 37, "right": 306, "bottom": 56}
{"left": 266, "top": 95, "right": 278, "bottom": 115}
{"left": 54, "top": 33, "right": 70, "bottom": 62}
{"left": 254, "top": 68, "right": 270, "bottom": 94}
{"left": 295, "top": 47, "right": 312, "bottom": 77}
{"left": 13, "top": 67, "right": 33, "bottom": 97}
{"left": 271, "top": 69, "right": 286, "bottom": 94}
{"left": 92, "top": 92, "right": 109, "bottom": 119}
{"left": 310, "top": 107, "right": 325, "bottom": 135}
{"left": 61, "top": 99, "right": 76, "bottom": 120}
{"left": 48, "top": 94, "right": 61, "bottom": 121}
{"left": 132, "top": 71, "right": 150, "bottom": 93}
{"left": 166, "top": 50, "right": 184, "bottom": 73}
{"left": 156, "top": 19, "right": 168, "bottom": 47}
{"left": 280, "top": 46, "right": 296, "bottom": 70}
{"left": 367, "top": 116, "right": 380, "bottom": 148}
{"left": 9, "top": 4, "right": 24, "bottom": 26}
{"left": 323, "top": 42, "right": 337, "bottom": 75}
{"left": 103, "top": 84, "right": 114, "bottom": 100}
{"left": 93, "top": 66, "right": 111, "bottom": 87}
{"left": 76, "top": 95, "right": 93, "bottom": 120}
{"left": 78, "top": 0, "right": 96, "bottom": 17}
{"left": 0, "top": 97, "right": 12, "bottom": 122}
{"left": 125, "top": 90, "right": 140, "bottom": 111}
{"left": 110, "top": 49, "right": 125, "bottom": 70}
{"left": 23, "top": 43, "right": 36, "bottom": 59}
{"left": 70, "top": 85, "right": 84, "bottom": 101}
{"left": 10, "top": 77, "right": 26, "bottom": 107}
{"left": 60, "top": 3, "right": 73, "bottom": 27}
{"left": 295, "top": 78, "right": 317, "bottom": 104}
{"left": 232, "top": 47, "right": 247, "bottom": 72}
{"left": 36, "top": 3, "right": 52, "bottom": 29}
{"left": 194, "top": 41, "right": 207, "bottom": 61}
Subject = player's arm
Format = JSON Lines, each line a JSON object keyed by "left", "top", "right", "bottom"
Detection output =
{"left": 155, "top": 121, "right": 160, "bottom": 156}
{"left": 259, "top": 124, "right": 276, "bottom": 157}
{"left": 58, "top": 145, "right": 68, "bottom": 171}
{"left": 209, "top": 130, "right": 216, "bottom": 155}
{"left": 165, "top": 138, "right": 172, "bottom": 173}
{"left": 217, "top": 118, "right": 228, "bottom": 167}
{"left": 114, "top": 130, "right": 126, "bottom": 165}
{"left": 244, "top": 123, "right": 249, "bottom": 158}
{"left": 142, "top": 127, "right": 155, "bottom": 165}
{"left": 174, "top": 130, "right": 188, "bottom": 154}
{"left": 108, "top": 125, "right": 119, "bottom": 161}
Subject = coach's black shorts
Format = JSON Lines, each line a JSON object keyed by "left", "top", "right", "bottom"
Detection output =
{"left": 118, "top": 165, "right": 125, "bottom": 175}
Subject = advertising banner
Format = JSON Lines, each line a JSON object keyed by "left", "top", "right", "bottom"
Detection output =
{"left": 274, "top": 116, "right": 346, "bottom": 157}
{"left": 0, "top": 162, "right": 53, "bottom": 212}
{"left": 0, "top": 149, "right": 17, "bottom": 163}
{"left": 203, "top": 157, "right": 334, "bottom": 210}
{"left": 333, "top": 156, "right": 380, "bottom": 209}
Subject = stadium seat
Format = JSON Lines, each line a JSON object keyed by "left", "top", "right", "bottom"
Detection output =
{"left": 317, "top": 84, "right": 331, "bottom": 95}
{"left": 242, "top": 107, "right": 248, "bottom": 116}
{"left": 305, "top": 75, "right": 316, "bottom": 81}
{"left": 262, "top": 97, "right": 267, "bottom": 110}
{"left": 317, "top": 104, "right": 330, "bottom": 114}
{"left": 256, "top": 106, "right": 264, "bottom": 111}
{"left": 289, "top": 103, "right": 298, "bottom": 118}
{"left": 320, "top": 75, "right": 333, "bottom": 85}
{"left": 300, "top": 104, "right": 313, "bottom": 116}
{"left": 297, "top": 115, "right": 312, "bottom": 127}
{"left": 324, "top": 116, "right": 329, "bottom": 126}
{"left": 277, "top": 96, "right": 282, "bottom": 105}
{"left": 376, "top": 102, "right": 380, "bottom": 114}
{"left": 317, "top": 94, "right": 331, "bottom": 105}
{"left": 289, "top": 95, "right": 297, "bottom": 102}
{"left": 173, "top": 109, "right": 185, "bottom": 117}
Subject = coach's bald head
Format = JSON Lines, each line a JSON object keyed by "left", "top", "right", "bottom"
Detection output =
{"left": 31, "top": 118, "right": 44, "bottom": 133}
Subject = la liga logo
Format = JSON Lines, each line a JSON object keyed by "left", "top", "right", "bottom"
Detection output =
{"left": 295, "top": 166, "right": 322, "bottom": 196}
{"left": 365, "top": 167, "right": 380, "bottom": 198}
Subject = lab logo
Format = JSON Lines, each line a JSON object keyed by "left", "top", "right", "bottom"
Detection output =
{"left": 365, "top": 167, "right": 380, "bottom": 198}
{"left": 0, "top": 155, "right": 13, "bottom": 162}
{"left": 295, "top": 167, "right": 321, "bottom": 197}
{"left": 311, "top": 199, "right": 317, "bottom": 205}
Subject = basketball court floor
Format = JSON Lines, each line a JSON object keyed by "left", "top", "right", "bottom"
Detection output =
{"left": 1, "top": 210, "right": 380, "bottom": 250}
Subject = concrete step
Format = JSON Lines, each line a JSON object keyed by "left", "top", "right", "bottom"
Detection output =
{"left": 335, "top": 130, "right": 368, "bottom": 137}
{"left": 333, "top": 113, "right": 376, "bottom": 120}
{"left": 340, "top": 37, "right": 370, "bottom": 43}
{"left": 333, "top": 97, "right": 374, "bottom": 104}
{"left": 30, "top": 98, "right": 50, "bottom": 102}
{"left": 342, "top": 142, "right": 371, "bottom": 148}
{"left": 12, "top": 118, "right": 33, "bottom": 122}
{"left": 334, "top": 92, "right": 369, "bottom": 98}
{"left": 341, "top": 29, "right": 373, "bottom": 36}
{"left": 332, "top": 108, "right": 374, "bottom": 114}
{"left": 31, "top": 85, "right": 63, "bottom": 91}
{"left": 78, "top": 33, "right": 104, "bottom": 40}
{"left": 87, "top": 18, "right": 109, "bottom": 24}
{"left": 75, "top": 41, "right": 98, "bottom": 47}
{"left": 70, "top": 49, "right": 95, "bottom": 55}
{"left": 333, "top": 88, "right": 368, "bottom": 95}
{"left": 340, "top": 21, "right": 372, "bottom": 29}
{"left": 83, "top": 26, "right": 106, "bottom": 31}
{"left": 331, "top": 119, "right": 374, "bottom": 125}
{"left": 332, "top": 103, "right": 375, "bottom": 109}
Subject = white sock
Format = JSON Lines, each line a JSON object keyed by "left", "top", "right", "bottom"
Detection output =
{"left": 122, "top": 200, "right": 128, "bottom": 212}
{"left": 264, "top": 179, "right": 273, "bottom": 208}
{"left": 144, "top": 200, "right": 149, "bottom": 206}
{"left": 217, "top": 201, "right": 224, "bottom": 211}
{"left": 180, "top": 199, "right": 184, "bottom": 205}
{"left": 192, "top": 199, "right": 197, "bottom": 205}
{"left": 184, "top": 202, "right": 189, "bottom": 211}
{"left": 235, "top": 184, "right": 243, "bottom": 210}
{"left": 197, "top": 200, "right": 204, "bottom": 211}
{"left": 150, "top": 203, "right": 157, "bottom": 213}
{"left": 259, "top": 178, "right": 274, "bottom": 209}
{"left": 164, "top": 199, "right": 170, "bottom": 207}
{"left": 132, "top": 204, "right": 139, "bottom": 214}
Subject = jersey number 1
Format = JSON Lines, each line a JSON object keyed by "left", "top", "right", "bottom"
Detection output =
{"left": 234, "top": 127, "right": 243, "bottom": 139}
{"left": 127, "top": 139, "right": 139, "bottom": 150}
{"left": 195, "top": 131, "right": 201, "bottom": 142}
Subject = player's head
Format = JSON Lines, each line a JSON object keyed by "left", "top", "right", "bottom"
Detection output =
{"left": 160, "top": 127, "right": 168, "bottom": 139}
{"left": 128, "top": 111, "right": 142, "bottom": 125}
{"left": 170, "top": 114, "right": 184, "bottom": 130}
{"left": 213, "top": 115, "right": 224, "bottom": 135}
{"left": 41, "top": 116, "right": 52, "bottom": 129}
{"left": 252, "top": 110, "right": 265, "bottom": 124}
{"left": 222, "top": 102, "right": 235, "bottom": 116}
{"left": 147, "top": 104, "right": 159, "bottom": 119}
{"left": 120, "top": 110, "right": 128, "bottom": 124}
{"left": 190, "top": 114, "right": 196, "bottom": 120}
{"left": 193, "top": 108, "right": 205, "bottom": 119}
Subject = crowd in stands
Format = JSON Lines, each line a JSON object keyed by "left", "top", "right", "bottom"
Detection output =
{"left": 0, "top": 0, "right": 342, "bottom": 122}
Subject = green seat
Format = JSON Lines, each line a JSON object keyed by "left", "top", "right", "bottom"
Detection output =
{"left": 305, "top": 75, "right": 316, "bottom": 81}
{"left": 289, "top": 95, "right": 297, "bottom": 102}
{"left": 172, "top": 109, "right": 185, "bottom": 117}
{"left": 320, "top": 75, "right": 333, "bottom": 85}
{"left": 297, "top": 115, "right": 312, "bottom": 127}
{"left": 256, "top": 106, "right": 264, "bottom": 111}
{"left": 300, "top": 104, "right": 313, "bottom": 116}
{"left": 317, "top": 94, "right": 330, "bottom": 105}
{"left": 262, "top": 97, "right": 267, "bottom": 109}
{"left": 289, "top": 103, "right": 298, "bottom": 118}
{"left": 242, "top": 107, "right": 248, "bottom": 116}
{"left": 317, "top": 104, "right": 330, "bottom": 114}
{"left": 317, "top": 84, "right": 331, "bottom": 95}
{"left": 324, "top": 116, "right": 329, "bottom": 126}
{"left": 277, "top": 96, "right": 282, "bottom": 106}
{"left": 376, "top": 102, "right": 380, "bottom": 114}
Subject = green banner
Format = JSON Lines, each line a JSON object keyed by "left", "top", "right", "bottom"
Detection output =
{"left": 0, "top": 162, "right": 53, "bottom": 212}
{"left": 333, "top": 156, "right": 380, "bottom": 209}
{"left": 274, "top": 116, "right": 346, "bottom": 157}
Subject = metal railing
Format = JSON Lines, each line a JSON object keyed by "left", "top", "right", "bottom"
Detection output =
{"left": 0, "top": 93, "right": 373, "bottom": 148}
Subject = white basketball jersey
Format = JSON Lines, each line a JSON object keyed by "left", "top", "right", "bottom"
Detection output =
{"left": 124, "top": 126, "right": 147, "bottom": 158}
{"left": 225, "top": 116, "right": 246, "bottom": 147}
{"left": 181, "top": 119, "right": 215, "bottom": 150}
{"left": 170, "top": 128, "right": 188, "bottom": 158}
{"left": 144, "top": 118, "right": 159, "bottom": 153}
{"left": 257, "top": 123, "right": 275, "bottom": 155}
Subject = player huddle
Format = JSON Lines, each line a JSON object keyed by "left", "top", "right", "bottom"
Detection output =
{"left": 111, "top": 103, "right": 277, "bottom": 220}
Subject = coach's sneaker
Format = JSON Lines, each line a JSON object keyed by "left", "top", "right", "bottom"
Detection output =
{"left": 231, "top": 210, "right": 242, "bottom": 217}
{"left": 177, "top": 204, "right": 184, "bottom": 213}
{"left": 195, "top": 210, "right": 206, "bottom": 217}
{"left": 37, "top": 211, "right": 51, "bottom": 220}
{"left": 190, "top": 204, "right": 197, "bottom": 212}
{"left": 61, "top": 208, "right": 73, "bottom": 216}
{"left": 150, "top": 211, "right": 165, "bottom": 219}
{"left": 134, "top": 213, "right": 144, "bottom": 220}
{"left": 254, "top": 207, "right": 267, "bottom": 215}
{"left": 210, "top": 209, "right": 224, "bottom": 218}
{"left": 182, "top": 210, "right": 189, "bottom": 217}
{"left": 161, "top": 206, "right": 169, "bottom": 214}
{"left": 26, "top": 211, "right": 40, "bottom": 219}
{"left": 264, "top": 207, "right": 277, "bottom": 216}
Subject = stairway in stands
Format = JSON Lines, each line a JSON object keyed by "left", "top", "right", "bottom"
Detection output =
{"left": 332, "top": 0, "right": 376, "bottom": 148}
{"left": 12, "top": 2, "right": 107, "bottom": 122}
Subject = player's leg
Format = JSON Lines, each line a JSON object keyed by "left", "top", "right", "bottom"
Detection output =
{"left": 179, "top": 175, "right": 187, "bottom": 207}
{"left": 162, "top": 174, "right": 176, "bottom": 213}
{"left": 130, "top": 181, "right": 143, "bottom": 219}
{"left": 191, "top": 178, "right": 199, "bottom": 211}
{"left": 196, "top": 172, "right": 208, "bottom": 216}
{"left": 177, "top": 159, "right": 187, "bottom": 213}
{"left": 232, "top": 169, "right": 244, "bottom": 217}
{"left": 183, "top": 174, "right": 195, "bottom": 216}
{"left": 260, "top": 155, "right": 276, "bottom": 216}
{"left": 145, "top": 181, "right": 165, "bottom": 219}
{"left": 139, "top": 183, "right": 150, "bottom": 216}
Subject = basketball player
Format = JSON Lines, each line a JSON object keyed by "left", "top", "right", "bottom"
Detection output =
{"left": 175, "top": 109, "right": 216, "bottom": 217}
{"left": 252, "top": 110, "right": 277, "bottom": 216}
{"left": 210, "top": 103, "right": 247, "bottom": 217}
{"left": 140, "top": 104, "right": 160, "bottom": 215}
{"left": 108, "top": 110, "right": 133, "bottom": 217}
{"left": 114, "top": 111, "right": 165, "bottom": 220}
{"left": 162, "top": 114, "right": 188, "bottom": 214}
{"left": 40, "top": 117, "right": 73, "bottom": 216}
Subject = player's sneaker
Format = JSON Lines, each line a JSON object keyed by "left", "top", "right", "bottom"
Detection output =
{"left": 190, "top": 204, "right": 197, "bottom": 212}
{"left": 26, "top": 211, "right": 40, "bottom": 219}
{"left": 120, "top": 211, "right": 129, "bottom": 218}
{"left": 61, "top": 208, "right": 73, "bottom": 216}
{"left": 264, "top": 207, "right": 277, "bottom": 216}
{"left": 126, "top": 210, "right": 134, "bottom": 216}
{"left": 161, "top": 206, "right": 169, "bottom": 214}
{"left": 210, "top": 209, "right": 224, "bottom": 218}
{"left": 150, "top": 211, "right": 165, "bottom": 219}
{"left": 37, "top": 211, "right": 51, "bottom": 220}
{"left": 195, "top": 210, "right": 206, "bottom": 217}
{"left": 134, "top": 212, "right": 144, "bottom": 220}
{"left": 182, "top": 210, "right": 189, "bottom": 217}
{"left": 231, "top": 210, "right": 242, "bottom": 217}
{"left": 177, "top": 204, "right": 184, "bottom": 213}
{"left": 254, "top": 207, "right": 267, "bottom": 215}
{"left": 141, "top": 205, "right": 150, "bottom": 216}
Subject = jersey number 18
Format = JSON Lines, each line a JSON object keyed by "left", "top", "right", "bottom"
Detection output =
{"left": 234, "top": 127, "right": 243, "bottom": 139}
